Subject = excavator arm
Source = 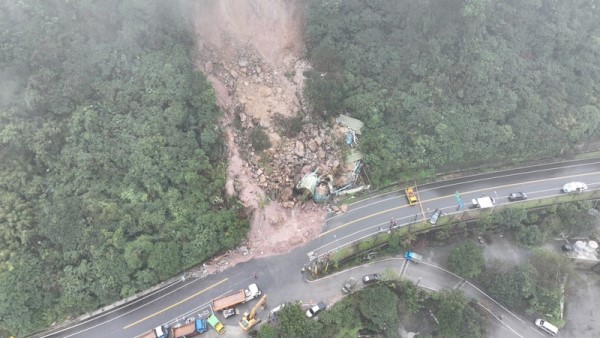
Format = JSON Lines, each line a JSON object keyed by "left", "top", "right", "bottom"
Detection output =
{"left": 239, "top": 294, "right": 267, "bottom": 331}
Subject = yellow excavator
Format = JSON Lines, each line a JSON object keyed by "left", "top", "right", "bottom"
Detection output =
{"left": 239, "top": 294, "right": 267, "bottom": 332}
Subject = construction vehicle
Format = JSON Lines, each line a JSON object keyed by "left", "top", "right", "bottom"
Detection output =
{"left": 405, "top": 186, "right": 418, "bottom": 205}
{"left": 471, "top": 196, "right": 496, "bottom": 209}
{"left": 239, "top": 294, "right": 267, "bottom": 332}
{"left": 170, "top": 319, "right": 207, "bottom": 338}
{"left": 140, "top": 325, "right": 170, "bottom": 338}
{"left": 211, "top": 283, "right": 261, "bottom": 312}
{"left": 404, "top": 251, "right": 423, "bottom": 263}
{"left": 207, "top": 314, "right": 226, "bottom": 335}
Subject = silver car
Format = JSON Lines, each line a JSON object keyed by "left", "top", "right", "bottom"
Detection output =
{"left": 429, "top": 209, "right": 442, "bottom": 225}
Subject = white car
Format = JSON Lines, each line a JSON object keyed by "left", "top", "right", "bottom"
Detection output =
{"left": 270, "top": 300, "right": 302, "bottom": 316}
{"left": 561, "top": 182, "right": 587, "bottom": 193}
{"left": 305, "top": 301, "right": 326, "bottom": 318}
{"left": 535, "top": 318, "right": 558, "bottom": 336}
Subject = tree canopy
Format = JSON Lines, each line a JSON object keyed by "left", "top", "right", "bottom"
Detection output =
{"left": 480, "top": 249, "right": 573, "bottom": 324}
{"left": 448, "top": 240, "right": 485, "bottom": 279}
{"left": 306, "top": 0, "right": 600, "bottom": 184}
{"left": 0, "top": 0, "right": 248, "bottom": 335}
{"left": 434, "top": 289, "right": 487, "bottom": 338}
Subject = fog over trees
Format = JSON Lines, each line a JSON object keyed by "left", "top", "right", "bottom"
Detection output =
{"left": 305, "top": 0, "right": 600, "bottom": 184}
{"left": 0, "top": 1, "right": 248, "bottom": 335}
{"left": 1, "top": 0, "right": 600, "bottom": 336}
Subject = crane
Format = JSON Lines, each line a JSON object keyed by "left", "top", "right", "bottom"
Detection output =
{"left": 239, "top": 294, "right": 267, "bottom": 332}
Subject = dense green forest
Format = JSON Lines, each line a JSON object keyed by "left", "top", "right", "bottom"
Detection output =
{"left": 305, "top": 0, "right": 600, "bottom": 184}
{"left": 0, "top": 0, "right": 248, "bottom": 335}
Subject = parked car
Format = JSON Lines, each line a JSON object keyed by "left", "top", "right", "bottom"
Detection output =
{"left": 508, "top": 192, "right": 527, "bottom": 201}
{"left": 561, "top": 182, "right": 587, "bottom": 193}
{"left": 341, "top": 277, "right": 357, "bottom": 294}
{"left": 362, "top": 273, "right": 382, "bottom": 285}
{"left": 305, "top": 301, "right": 326, "bottom": 318}
{"left": 535, "top": 318, "right": 558, "bottom": 336}
{"left": 561, "top": 244, "right": 573, "bottom": 251}
{"left": 429, "top": 209, "right": 442, "bottom": 225}
{"left": 270, "top": 300, "right": 302, "bottom": 316}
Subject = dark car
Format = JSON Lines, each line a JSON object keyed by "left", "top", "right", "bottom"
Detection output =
{"left": 561, "top": 244, "right": 573, "bottom": 252}
{"left": 306, "top": 301, "right": 327, "bottom": 318}
{"left": 429, "top": 209, "right": 442, "bottom": 225}
{"left": 362, "top": 273, "right": 382, "bottom": 284}
{"left": 508, "top": 192, "right": 528, "bottom": 201}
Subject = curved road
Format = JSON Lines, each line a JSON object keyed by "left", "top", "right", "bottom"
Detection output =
{"left": 41, "top": 158, "right": 600, "bottom": 338}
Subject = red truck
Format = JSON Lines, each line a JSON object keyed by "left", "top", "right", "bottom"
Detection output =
{"left": 171, "top": 319, "right": 207, "bottom": 338}
{"left": 211, "top": 283, "right": 261, "bottom": 314}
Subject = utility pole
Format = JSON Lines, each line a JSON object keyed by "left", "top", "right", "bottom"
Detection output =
{"left": 333, "top": 234, "right": 341, "bottom": 252}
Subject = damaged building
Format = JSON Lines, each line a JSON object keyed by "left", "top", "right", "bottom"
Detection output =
{"left": 295, "top": 114, "right": 371, "bottom": 203}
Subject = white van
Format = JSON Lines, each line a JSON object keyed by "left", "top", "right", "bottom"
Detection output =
{"left": 535, "top": 318, "right": 558, "bottom": 336}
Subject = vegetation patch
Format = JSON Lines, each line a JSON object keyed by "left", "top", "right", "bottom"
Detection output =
{"left": 0, "top": 1, "right": 250, "bottom": 335}
{"left": 256, "top": 280, "right": 486, "bottom": 338}
{"left": 249, "top": 126, "right": 272, "bottom": 152}
{"left": 305, "top": 0, "right": 600, "bottom": 185}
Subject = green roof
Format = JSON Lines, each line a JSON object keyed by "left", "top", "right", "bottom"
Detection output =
{"left": 336, "top": 114, "right": 364, "bottom": 135}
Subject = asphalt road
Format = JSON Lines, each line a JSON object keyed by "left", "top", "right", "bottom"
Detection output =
{"left": 40, "top": 158, "right": 600, "bottom": 338}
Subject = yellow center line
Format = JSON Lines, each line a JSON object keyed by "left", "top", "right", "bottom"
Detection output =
{"left": 123, "top": 278, "right": 228, "bottom": 329}
{"left": 320, "top": 171, "right": 600, "bottom": 237}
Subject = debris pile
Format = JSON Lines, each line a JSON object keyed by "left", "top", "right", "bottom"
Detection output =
{"left": 202, "top": 44, "right": 353, "bottom": 207}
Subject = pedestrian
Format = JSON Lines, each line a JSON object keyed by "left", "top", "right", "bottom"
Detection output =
{"left": 253, "top": 272, "right": 257, "bottom": 279}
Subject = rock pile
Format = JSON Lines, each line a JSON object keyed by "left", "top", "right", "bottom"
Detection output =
{"left": 202, "top": 44, "right": 346, "bottom": 207}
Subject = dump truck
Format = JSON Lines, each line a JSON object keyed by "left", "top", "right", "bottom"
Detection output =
{"left": 404, "top": 251, "right": 423, "bottom": 263}
{"left": 471, "top": 196, "right": 496, "bottom": 209}
{"left": 211, "top": 283, "right": 261, "bottom": 312}
{"left": 207, "top": 314, "right": 226, "bottom": 335}
{"left": 405, "top": 186, "right": 418, "bottom": 205}
{"left": 140, "top": 325, "right": 170, "bottom": 338}
{"left": 170, "top": 319, "right": 207, "bottom": 338}
{"left": 239, "top": 294, "right": 267, "bottom": 332}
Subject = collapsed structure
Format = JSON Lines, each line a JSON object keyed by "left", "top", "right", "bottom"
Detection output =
{"left": 295, "top": 114, "right": 371, "bottom": 203}
{"left": 566, "top": 240, "right": 599, "bottom": 269}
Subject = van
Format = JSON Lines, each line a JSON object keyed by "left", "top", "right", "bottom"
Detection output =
{"left": 535, "top": 318, "right": 558, "bottom": 336}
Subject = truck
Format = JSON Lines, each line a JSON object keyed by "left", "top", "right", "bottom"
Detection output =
{"left": 211, "top": 283, "right": 261, "bottom": 312}
{"left": 404, "top": 251, "right": 423, "bottom": 263}
{"left": 471, "top": 196, "right": 496, "bottom": 209}
{"left": 207, "top": 314, "right": 226, "bottom": 335}
{"left": 405, "top": 186, "right": 418, "bottom": 205}
{"left": 140, "top": 325, "right": 170, "bottom": 338}
{"left": 170, "top": 319, "right": 207, "bottom": 338}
